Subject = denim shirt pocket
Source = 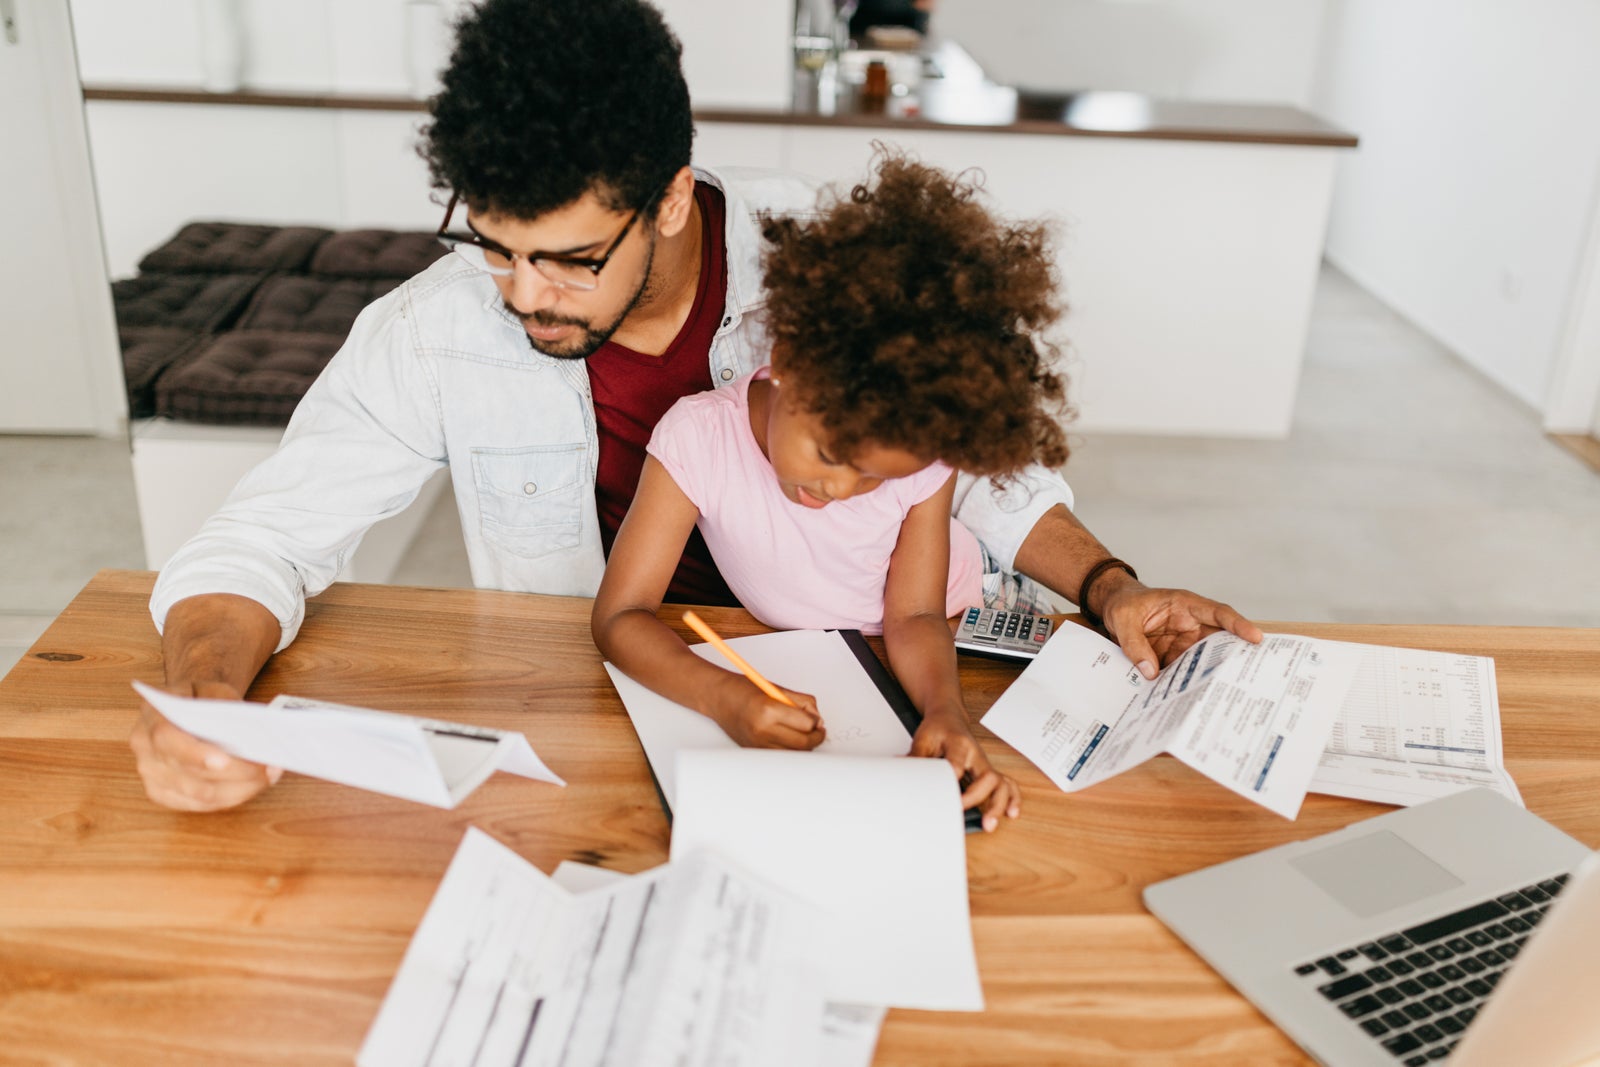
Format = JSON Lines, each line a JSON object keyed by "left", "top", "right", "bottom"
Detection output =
{"left": 471, "top": 444, "right": 587, "bottom": 559}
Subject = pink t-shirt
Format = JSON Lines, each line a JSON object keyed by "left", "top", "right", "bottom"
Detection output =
{"left": 646, "top": 370, "right": 983, "bottom": 634}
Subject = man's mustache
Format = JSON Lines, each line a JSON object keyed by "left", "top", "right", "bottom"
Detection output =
{"left": 502, "top": 302, "right": 588, "bottom": 329}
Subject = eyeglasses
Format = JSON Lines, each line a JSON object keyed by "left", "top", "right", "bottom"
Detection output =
{"left": 434, "top": 192, "right": 643, "bottom": 292}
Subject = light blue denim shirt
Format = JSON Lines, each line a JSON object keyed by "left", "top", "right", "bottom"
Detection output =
{"left": 150, "top": 166, "right": 1073, "bottom": 650}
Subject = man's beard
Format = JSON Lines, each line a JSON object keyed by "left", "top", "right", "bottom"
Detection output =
{"left": 506, "top": 236, "right": 658, "bottom": 360}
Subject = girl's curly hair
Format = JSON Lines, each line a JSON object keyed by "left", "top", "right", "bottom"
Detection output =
{"left": 762, "top": 152, "right": 1070, "bottom": 476}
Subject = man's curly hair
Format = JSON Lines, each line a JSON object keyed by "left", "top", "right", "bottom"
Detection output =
{"left": 420, "top": 0, "right": 692, "bottom": 218}
{"left": 762, "top": 153, "right": 1071, "bottom": 476}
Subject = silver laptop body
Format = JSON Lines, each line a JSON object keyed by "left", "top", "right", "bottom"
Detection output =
{"left": 1144, "top": 788, "right": 1599, "bottom": 1066}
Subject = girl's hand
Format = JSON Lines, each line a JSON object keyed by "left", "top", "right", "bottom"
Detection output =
{"left": 910, "top": 711, "right": 1021, "bottom": 832}
{"left": 708, "top": 673, "right": 826, "bottom": 750}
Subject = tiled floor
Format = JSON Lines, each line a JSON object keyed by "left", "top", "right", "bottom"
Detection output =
{"left": 2, "top": 265, "right": 1597, "bottom": 680}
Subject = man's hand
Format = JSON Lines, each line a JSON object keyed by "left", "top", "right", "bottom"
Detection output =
{"left": 1011, "top": 505, "right": 1261, "bottom": 679}
{"left": 130, "top": 681, "right": 282, "bottom": 812}
{"left": 1098, "top": 577, "right": 1263, "bottom": 680}
{"left": 133, "top": 593, "right": 283, "bottom": 811}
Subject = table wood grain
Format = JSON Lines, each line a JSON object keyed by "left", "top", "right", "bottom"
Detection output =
{"left": 2, "top": 570, "right": 1597, "bottom": 1065}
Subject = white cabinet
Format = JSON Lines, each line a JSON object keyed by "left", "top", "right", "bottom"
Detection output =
{"left": 697, "top": 119, "right": 1342, "bottom": 437}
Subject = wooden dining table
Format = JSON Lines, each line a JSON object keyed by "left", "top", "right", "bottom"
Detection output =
{"left": 2, "top": 569, "right": 1598, "bottom": 1065}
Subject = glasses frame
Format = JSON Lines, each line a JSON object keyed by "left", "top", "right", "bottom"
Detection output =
{"left": 433, "top": 192, "right": 644, "bottom": 291}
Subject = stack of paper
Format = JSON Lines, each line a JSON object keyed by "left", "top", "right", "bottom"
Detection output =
{"left": 545, "top": 861, "right": 889, "bottom": 1067}
{"left": 1309, "top": 643, "right": 1522, "bottom": 807}
{"left": 359, "top": 830, "right": 828, "bottom": 1067}
{"left": 671, "top": 749, "right": 983, "bottom": 1012}
{"left": 361, "top": 751, "right": 983, "bottom": 1066}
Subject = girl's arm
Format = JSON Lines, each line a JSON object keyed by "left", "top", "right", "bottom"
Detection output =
{"left": 591, "top": 457, "right": 825, "bottom": 750}
{"left": 883, "top": 473, "right": 1021, "bottom": 831}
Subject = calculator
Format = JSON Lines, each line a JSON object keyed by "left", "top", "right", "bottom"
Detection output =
{"left": 953, "top": 607, "right": 1053, "bottom": 660}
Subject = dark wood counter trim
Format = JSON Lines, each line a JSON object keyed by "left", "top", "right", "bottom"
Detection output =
{"left": 82, "top": 86, "right": 1357, "bottom": 149}
{"left": 695, "top": 105, "right": 1357, "bottom": 148}
{"left": 83, "top": 85, "right": 430, "bottom": 112}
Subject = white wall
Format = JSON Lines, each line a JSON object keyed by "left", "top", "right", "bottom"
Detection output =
{"left": 71, "top": 0, "right": 468, "bottom": 95}
{"left": 1312, "top": 0, "right": 1600, "bottom": 415}
{"left": 771, "top": 124, "right": 1338, "bottom": 437}
{"left": 1545, "top": 179, "right": 1600, "bottom": 434}
{"left": 936, "top": 0, "right": 1328, "bottom": 106}
{"left": 72, "top": 0, "right": 794, "bottom": 277}
{"left": 0, "top": 0, "right": 124, "bottom": 435}
{"left": 86, "top": 103, "right": 440, "bottom": 278}
{"left": 652, "top": 0, "right": 790, "bottom": 109}
{"left": 71, "top": 0, "right": 789, "bottom": 104}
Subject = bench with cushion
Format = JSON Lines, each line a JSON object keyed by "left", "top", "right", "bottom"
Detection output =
{"left": 117, "top": 221, "right": 450, "bottom": 580}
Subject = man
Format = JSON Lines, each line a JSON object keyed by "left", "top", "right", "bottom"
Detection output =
{"left": 131, "top": 0, "right": 1259, "bottom": 811}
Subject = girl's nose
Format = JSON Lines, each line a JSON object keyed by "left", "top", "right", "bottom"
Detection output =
{"left": 826, "top": 469, "right": 864, "bottom": 500}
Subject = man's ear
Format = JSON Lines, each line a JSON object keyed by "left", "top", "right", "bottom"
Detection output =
{"left": 652, "top": 166, "right": 698, "bottom": 238}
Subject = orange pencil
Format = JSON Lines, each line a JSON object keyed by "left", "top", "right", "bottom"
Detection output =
{"left": 681, "top": 611, "right": 798, "bottom": 708}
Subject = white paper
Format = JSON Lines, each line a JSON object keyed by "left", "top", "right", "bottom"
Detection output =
{"left": 360, "top": 829, "right": 829, "bottom": 1067}
{"left": 604, "top": 628, "right": 914, "bottom": 808}
{"left": 671, "top": 749, "right": 983, "bottom": 1011}
{"left": 816, "top": 1003, "right": 890, "bottom": 1067}
{"left": 1310, "top": 645, "right": 1523, "bottom": 807}
{"left": 551, "top": 860, "right": 888, "bottom": 1067}
{"left": 551, "top": 859, "right": 639, "bottom": 894}
{"left": 980, "top": 627, "right": 1362, "bottom": 819}
{"left": 133, "top": 681, "right": 563, "bottom": 808}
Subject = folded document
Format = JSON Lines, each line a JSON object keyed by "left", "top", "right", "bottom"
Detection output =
{"left": 980, "top": 628, "right": 1362, "bottom": 819}
{"left": 133, "top": 680, "right": 563, "bottom": 807}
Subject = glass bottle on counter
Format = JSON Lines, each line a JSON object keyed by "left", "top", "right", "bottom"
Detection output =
{"left": 793, "top": 0, "right": 840, "bottom": 114}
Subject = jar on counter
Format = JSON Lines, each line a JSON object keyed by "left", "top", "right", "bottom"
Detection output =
{"left": 860, "top": 59, "right": 890, "bottom": 113}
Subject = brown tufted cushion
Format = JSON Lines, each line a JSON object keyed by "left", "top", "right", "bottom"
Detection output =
{"left": 235, "top": 276, "right": 400, "bottom": 336}
{"left": 308, "top": 229, "right": 448, "bottom": 279}
{"left": 138, "top": 222, "right": 333, "bottom": 275}
{"left": 119, "top": 327, "right": 207, "bottom": 419}
{"left": 112, "top": 272, "right": 264, "bottom": 334}
{"left": 155, "top": 331, "right": 342, "bottom": 427}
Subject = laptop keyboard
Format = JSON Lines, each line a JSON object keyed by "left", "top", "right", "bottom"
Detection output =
{"left": 1291, "top": 872, "right": 1570, "bottom": 1064}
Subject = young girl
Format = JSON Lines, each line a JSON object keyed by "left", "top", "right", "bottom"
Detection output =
{"left": 591, "top": 154, "right": 1069, "bottom": 831}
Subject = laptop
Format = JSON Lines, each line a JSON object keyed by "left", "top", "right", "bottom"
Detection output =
{"left": 1144, "top": 788, "right": 1600, "bottom": 1066}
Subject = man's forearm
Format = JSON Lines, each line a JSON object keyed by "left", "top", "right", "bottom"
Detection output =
{"left": 161, "top": 593, "right": 281, "bottom": 695}
{"left": 1010, "top": 503, "right": 1137, "bottom": 610}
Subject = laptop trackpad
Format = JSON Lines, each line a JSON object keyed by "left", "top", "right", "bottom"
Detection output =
{"left": 1290, "top": 830, "right": 1464, "bottom": 918}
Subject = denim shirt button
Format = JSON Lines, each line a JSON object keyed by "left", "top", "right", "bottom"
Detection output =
{"left": 522, "top": 481, "right": 537, "bottom": 495}
{"left": 719, "top": 368, "right": 734, "bottom": 381}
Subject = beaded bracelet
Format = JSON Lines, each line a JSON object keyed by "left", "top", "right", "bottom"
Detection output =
{"left": 1077, "top": 557, "right": 1138, "bottom": 630}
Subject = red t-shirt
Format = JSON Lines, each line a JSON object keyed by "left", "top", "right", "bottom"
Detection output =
{"left": 588, "top": 182, "right": 738, "bottom": 606}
